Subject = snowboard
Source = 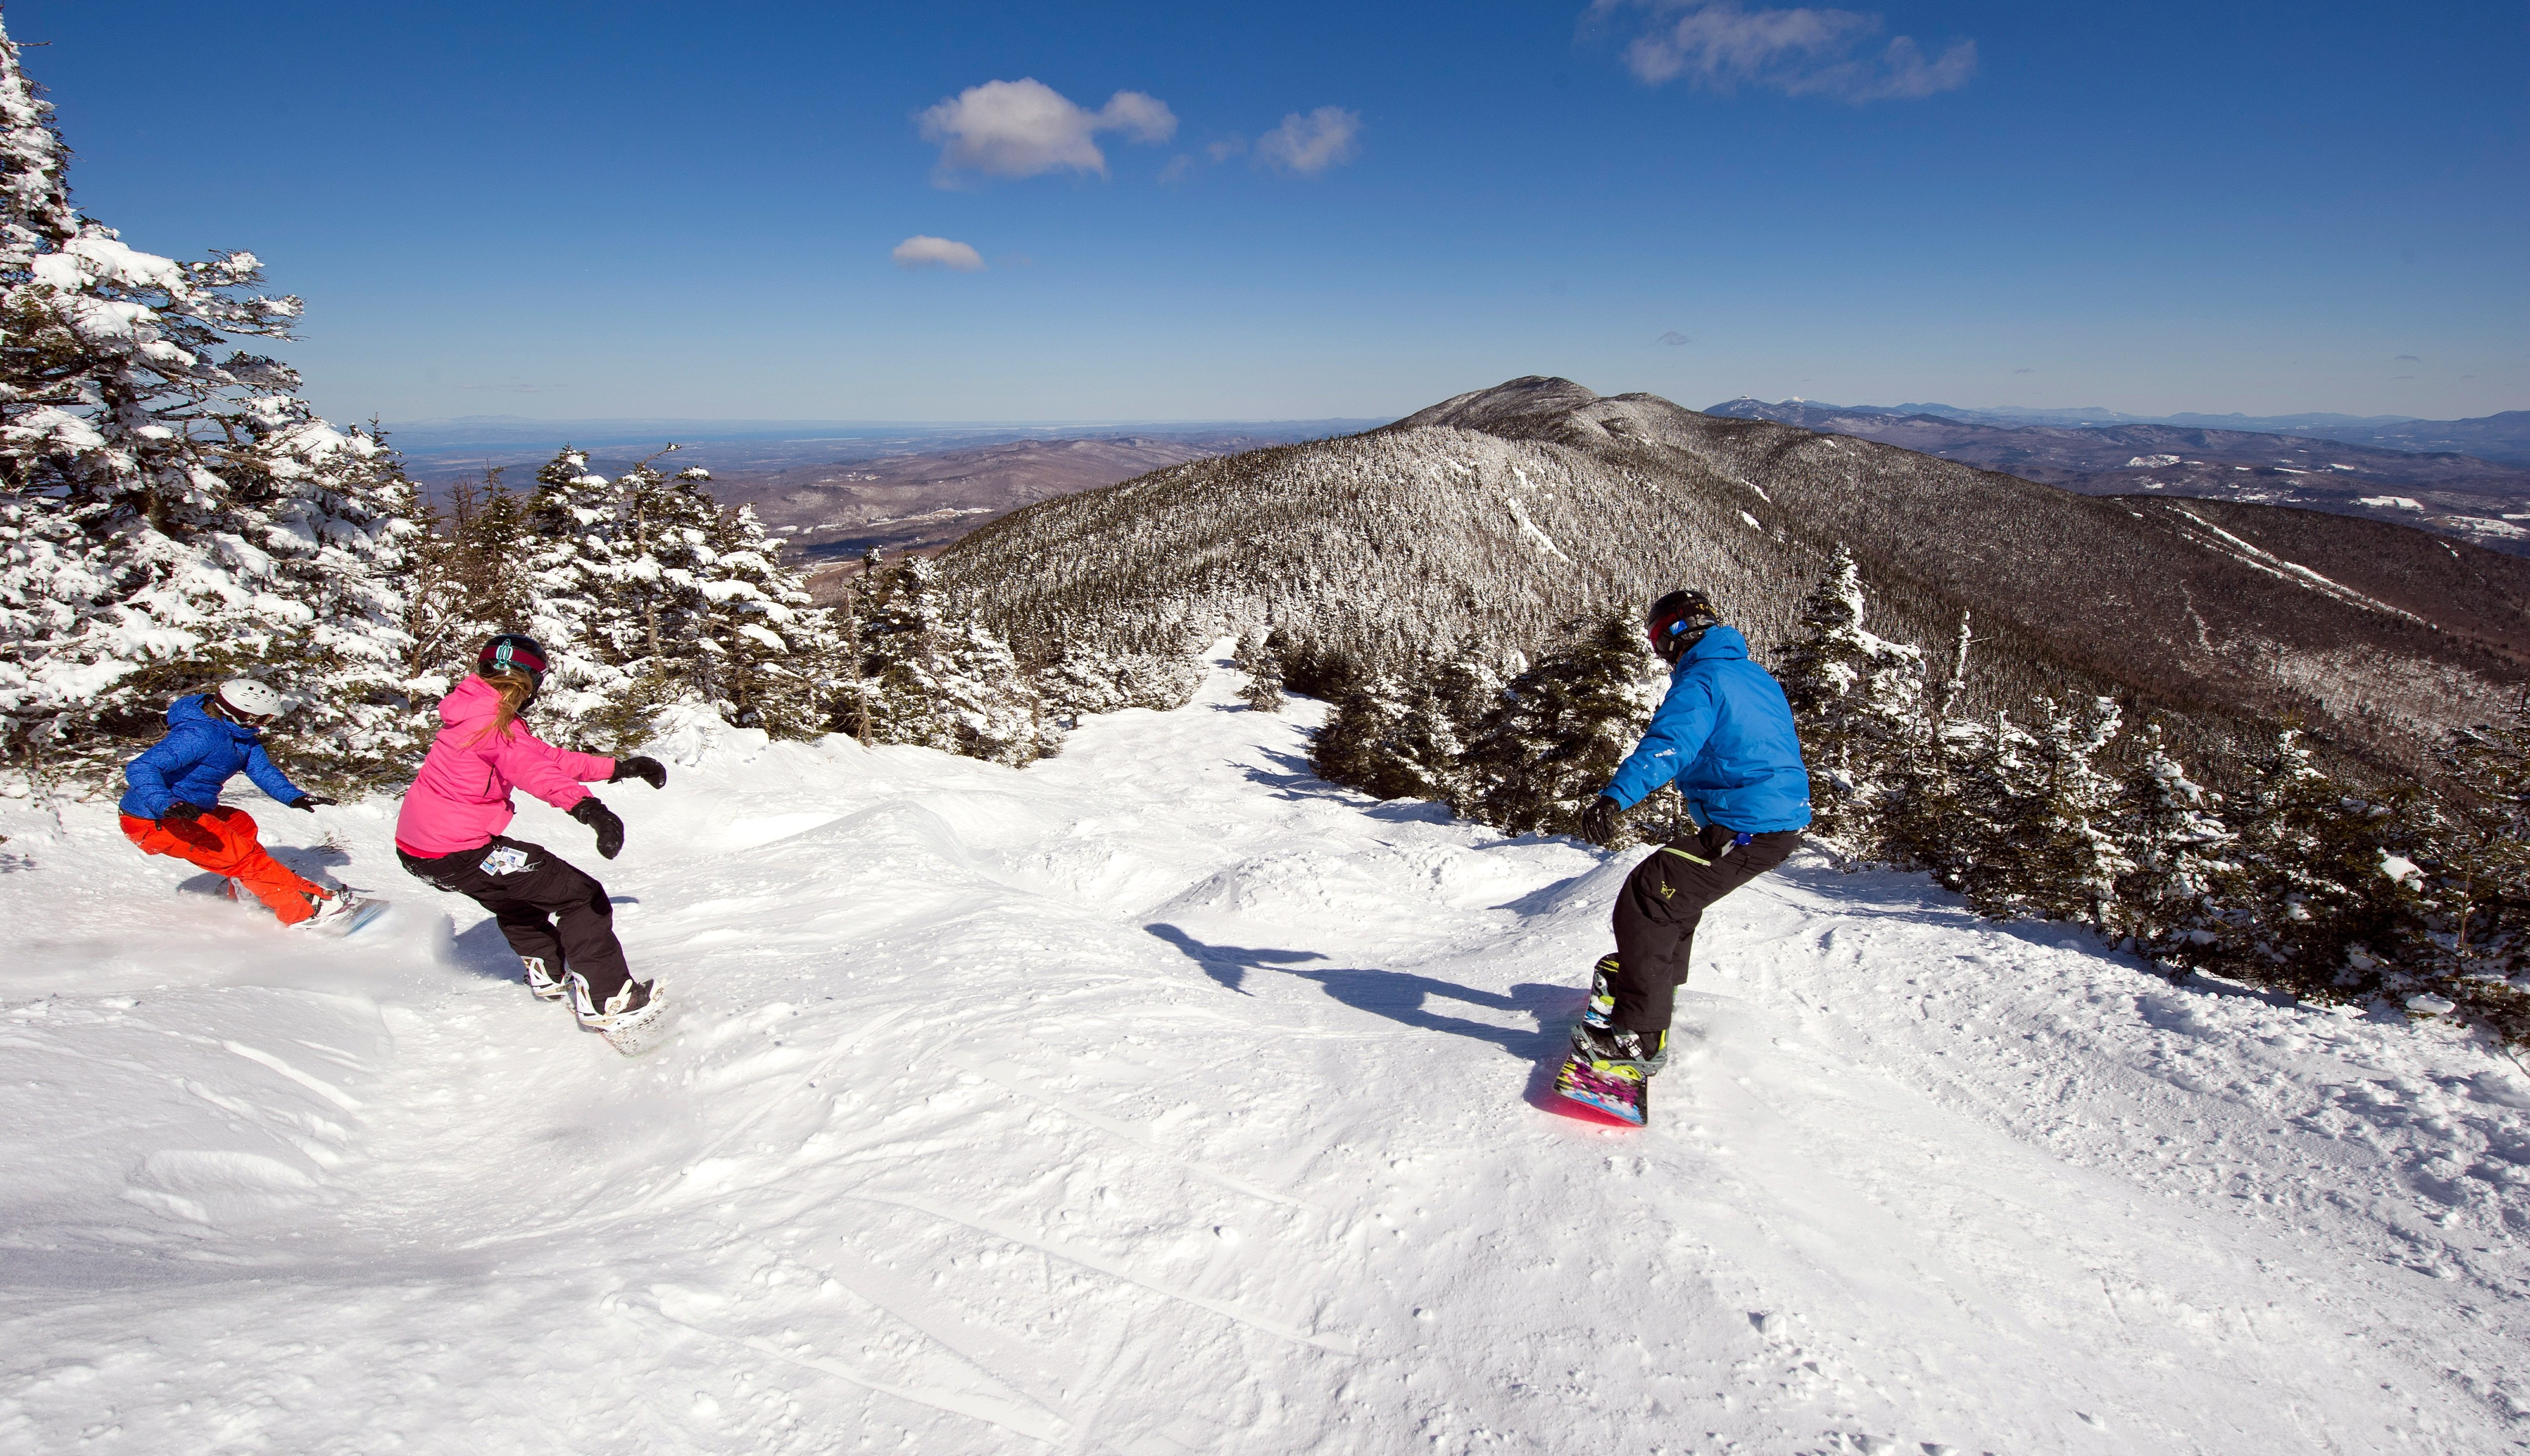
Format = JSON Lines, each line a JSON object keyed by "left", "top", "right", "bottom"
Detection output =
{"left": 305, "top": 897, "right": 392, "bottom": 938}
{"left": 1553, "top": 1051, "right": 1649, "bottom": 1127}
{"left": 193, "top": 879, "right": 390, "bottom": 937}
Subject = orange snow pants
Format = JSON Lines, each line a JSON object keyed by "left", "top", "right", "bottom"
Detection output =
{"left": 121, "top": 806, "right": 325, "bottom": 925}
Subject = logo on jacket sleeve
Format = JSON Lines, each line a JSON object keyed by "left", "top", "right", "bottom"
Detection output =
{"left": 480, "top": 846, "right": 532, "bottom": 876}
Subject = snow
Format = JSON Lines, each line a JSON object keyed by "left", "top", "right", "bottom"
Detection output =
{"left": 4, "top": 647, "right": 2527, "bottom": 1453}
{"left": 2161, "top": 506, "right": 2428, "bottom": 623}
{"left": 2356, "top": 496, "right": 2426, "bottom": 511}
{"left": 2125, "top": 454, "right": 2181, "bottom": 468}
{"left": 1740, "top": 509, "right": 1762, "bottom": 529}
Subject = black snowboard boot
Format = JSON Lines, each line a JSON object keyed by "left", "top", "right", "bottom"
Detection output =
{"left": 1570, "top": 1022, "right": 1671, "bottom": 1077}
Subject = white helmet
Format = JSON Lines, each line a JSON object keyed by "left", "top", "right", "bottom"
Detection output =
{"left": 216, "top": 678, "right": 287, "bottom": 721}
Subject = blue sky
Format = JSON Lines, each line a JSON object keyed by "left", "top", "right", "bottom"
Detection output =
{"left": 12, "top": 1, "right": 2525, "bottom": 423}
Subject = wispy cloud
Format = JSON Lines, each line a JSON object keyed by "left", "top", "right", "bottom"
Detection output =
{"left": 891, "top": 235, "right": 986, "bottom": 272}
{"left": 1656, "top": 330, "right": 1692, "bottom": 345}
{"left": 2392, "top": 354, "right": 2421, "bottom": 363}
{"left": 1255, "top": 108, "right": 1363, "bottom": 176}
{"left": 1591, "top": 1, "right": 1974, "bottom": 102}
{"left": 918, "top": 78, "right": 1176, "bottom": 184}
{"left": 1207, "top": 136, "right": 1248, "bottom": 162}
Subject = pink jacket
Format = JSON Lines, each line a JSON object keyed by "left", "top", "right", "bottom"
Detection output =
{"left": 394, "top": 676, "right": 617, "bottom": 858}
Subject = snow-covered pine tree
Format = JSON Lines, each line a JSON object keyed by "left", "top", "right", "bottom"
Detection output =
{"left": 860, "top": 555, "right": 1040, "bottom": 763}
{"left": 2194, "top": 728, "right": 2424, "bottom": 1002}
{"left": 562, "top": 458, "right": 716, "bottom": 750}
{"left": 1873, "top": 610, "right": 1976, "bottom": 878}
{"left": 400, "top": 466, "right": 531, "bottom": 701}
{"left": 1951, "top": 708, "right": 2043, "bottom": 916}
{"left": 2005, "top": 696, "right": 2131, "bottom": 928}
{"left": 831, "top": 548, "right": 881, "bottom": 745}
{"left": 222, "top": 404, "right": 422, "bottom": 786}
{"left": 1236, "top": 626, "right": 1284, "bottom": 712}
{"left": 699, "top": 501, "right": 833, "bottom": 739}
{"left": 519, "top": 448, "right": 626, "bottom": 745}
{"left": 0, "top": 19, "right": 75, "bottom": 287}
{"left": 1775, "top": 544, "right": 1924, "bottom": 849}
{"left": 0, "top": 19, "right": 417, "bottom": 779}
{"left": 2416, "top": 703, "right": 2530, "bottom": 1040}
{"left": 1457, "top": 615, "right": 1661, "bottom": 839}
{"left": 2110, "top": 720, "right": 2234, "bottom": 960}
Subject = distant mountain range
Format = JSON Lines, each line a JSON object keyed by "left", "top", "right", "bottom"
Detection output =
{"left": 388, "top": 418, "right": 1382, "bottom": 559}
{"left": 1708, "top": 398, "right": 2530, "bottom": 468}
{"left": 945, "top": 377, "right": 2530, "bottom": 782}
{"left": 1705, "top": 399, "right": 2530, "bottom": 551}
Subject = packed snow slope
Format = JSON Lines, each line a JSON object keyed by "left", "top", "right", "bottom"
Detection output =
{"left": 5, "top": 650, "right": 2528, "bottom": 1454}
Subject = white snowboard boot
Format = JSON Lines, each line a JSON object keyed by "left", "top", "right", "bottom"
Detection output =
{"left": 568, "top": 972, "right": 670, "bottom": 1056}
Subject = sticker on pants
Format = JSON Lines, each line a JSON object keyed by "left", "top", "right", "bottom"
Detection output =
{"left": 479, "top": 846, "right": 532, "bottom": 876}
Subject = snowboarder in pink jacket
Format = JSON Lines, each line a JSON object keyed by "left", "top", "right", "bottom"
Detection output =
{"left": 396, "top": 634, "right": 671, "bottom": 1052}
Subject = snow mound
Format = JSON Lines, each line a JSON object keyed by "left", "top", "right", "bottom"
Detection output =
{"left": 3, "top": 649, "right": 2525, "bottom": 1452}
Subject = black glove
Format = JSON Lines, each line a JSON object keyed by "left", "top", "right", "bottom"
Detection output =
{"left": 158, "top": 802, "right": 218, "bottom": 849}
{"left": 288, "top": 794, "right": 338, "bottom": 812}
{"left": 1577, "top": 795, "right": 1622, "bottom": 848}
{"left": 569, "top": 796, "right": 625, "bottom": 860}
{"left": 609, "top": 755, "right": 667, "bottom": 790}
{"left": 160, "top": 801, "right": 208, "bottom": 824}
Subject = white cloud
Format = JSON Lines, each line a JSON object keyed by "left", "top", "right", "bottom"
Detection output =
{"left": 1592, "top": 1, "right": 1974, "bottom": 103}
{"left": 1206, "top": 136, "right": 1248, "bottom": 162}
{"left": 1254, "top": 107, "right": 1363, "bottom": 176}
{"left": 917, "top": 78, "right": 1177, "bottom": 182}
{"left": 891, "top": 235, "right": 985, "bottom": 272}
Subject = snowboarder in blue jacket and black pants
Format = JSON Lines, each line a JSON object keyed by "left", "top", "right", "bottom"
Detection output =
{"left": 1572, "top": 590, "right": 1811, "bottom": 1075}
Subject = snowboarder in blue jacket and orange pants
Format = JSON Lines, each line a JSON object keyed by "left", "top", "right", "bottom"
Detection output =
{"left": 119, "top": 678, "right": 348, "bottom": 927}
{"left": 1571, "top": 590, "right": 1811, "bottom": 1075}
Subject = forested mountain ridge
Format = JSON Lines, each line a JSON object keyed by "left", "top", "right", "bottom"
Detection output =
{"left": 946, "top": 377, "right": 2530, "bottom": 778}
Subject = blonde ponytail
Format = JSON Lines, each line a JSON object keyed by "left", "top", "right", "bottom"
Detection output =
{"left": 468, "top": 670, "right": 536, "bottom": 745}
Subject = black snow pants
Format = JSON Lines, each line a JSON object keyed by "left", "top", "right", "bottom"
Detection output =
{"left": 398, "top": 836, "right": 634, "bottom": 1002}
{"left": 1609, "top": 824, "right": 1802, "bottom": 1039}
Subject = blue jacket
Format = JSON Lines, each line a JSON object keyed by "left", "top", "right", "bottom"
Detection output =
{"left": 1603, "top": 625, "right": 1812, "bottom": 833}
{"left": 118, "top": 695, "right": 307, "bottom": 820}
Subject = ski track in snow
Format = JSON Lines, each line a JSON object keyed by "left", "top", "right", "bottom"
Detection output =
{"left": 3, "top": 648, "right": 2527, "bottom": 1454}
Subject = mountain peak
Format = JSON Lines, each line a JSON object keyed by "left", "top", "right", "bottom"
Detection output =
{"left": 1386, "top": 376, "right": 1600, "bottom": 434}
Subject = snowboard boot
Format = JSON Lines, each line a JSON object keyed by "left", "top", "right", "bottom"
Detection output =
{"left": 519, "top": 956, "right": 567, "bottom": 1002}
{"left": 1583, "top": 954, "right": 1620, "bottom": 1030}
{"left": 292, "top": 887, "right": 360, "bottom": 930}
{"left": 1570, "top": 1021, "right": 1670, "bottom": 1078}
{"left": 568, "top": 971, "right": 670, "bottom": 1056}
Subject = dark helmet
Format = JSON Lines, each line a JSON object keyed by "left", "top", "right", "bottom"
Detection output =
{"left": 477, "top": 633, "right": 550, "bottom": 691}
{"left": 1645, "top": 589, "right": 1721, "bottom": 664}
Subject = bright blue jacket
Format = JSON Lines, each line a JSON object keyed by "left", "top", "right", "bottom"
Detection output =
{"left": 1603, "top": 625, "right": 1812, "bottom": 833}
{"left": 118, "top": 695, "right": 307, "bottom": 820}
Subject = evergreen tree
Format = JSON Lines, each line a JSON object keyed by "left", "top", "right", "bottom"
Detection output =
{"left": 832, "top": 548, "right": 881, "bottom": 745}
{"left": 1952, "top": 709, "right": 2042, "bottom": 916}
{"left": 0, "top": 19, "right": 415, "bottom": 779}
{"left": 860, "top": 556, "right": 1040, "bottom": 763}
{"left": 1776, "top": 545, "right": 1924, "bottom": 847}
{"left": 2111, "top": 721, "right": 2234, "bottom": 958}
{"left": 0, "top": 20, "right": 77, "bottom": 286}
{"left": 2007, "top": 696, "right": 2131, "bottom": 928}
{"left": 519, "top": 448, "right": 622, "bottom": 741}
{"left": 2193, "top": 729, "right": 2423, "bottom": 1002}
{"left": 1458, "top": 616, "right": 1661, "bottom": 839}
{"left": 699, "top": 502, "right": 833, "bottom": 739}
{"left": 1874, "top": 610, "right": 1976, "bottom": 879}
{"left": 1236, "top": 626, "right": 1285, "bottom": 712}
{"left": 401, "top": 466, "right": 530, "bottom": 699}
{"left": 2415, "top": 703, "right": 2530, "bottom": 1038}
